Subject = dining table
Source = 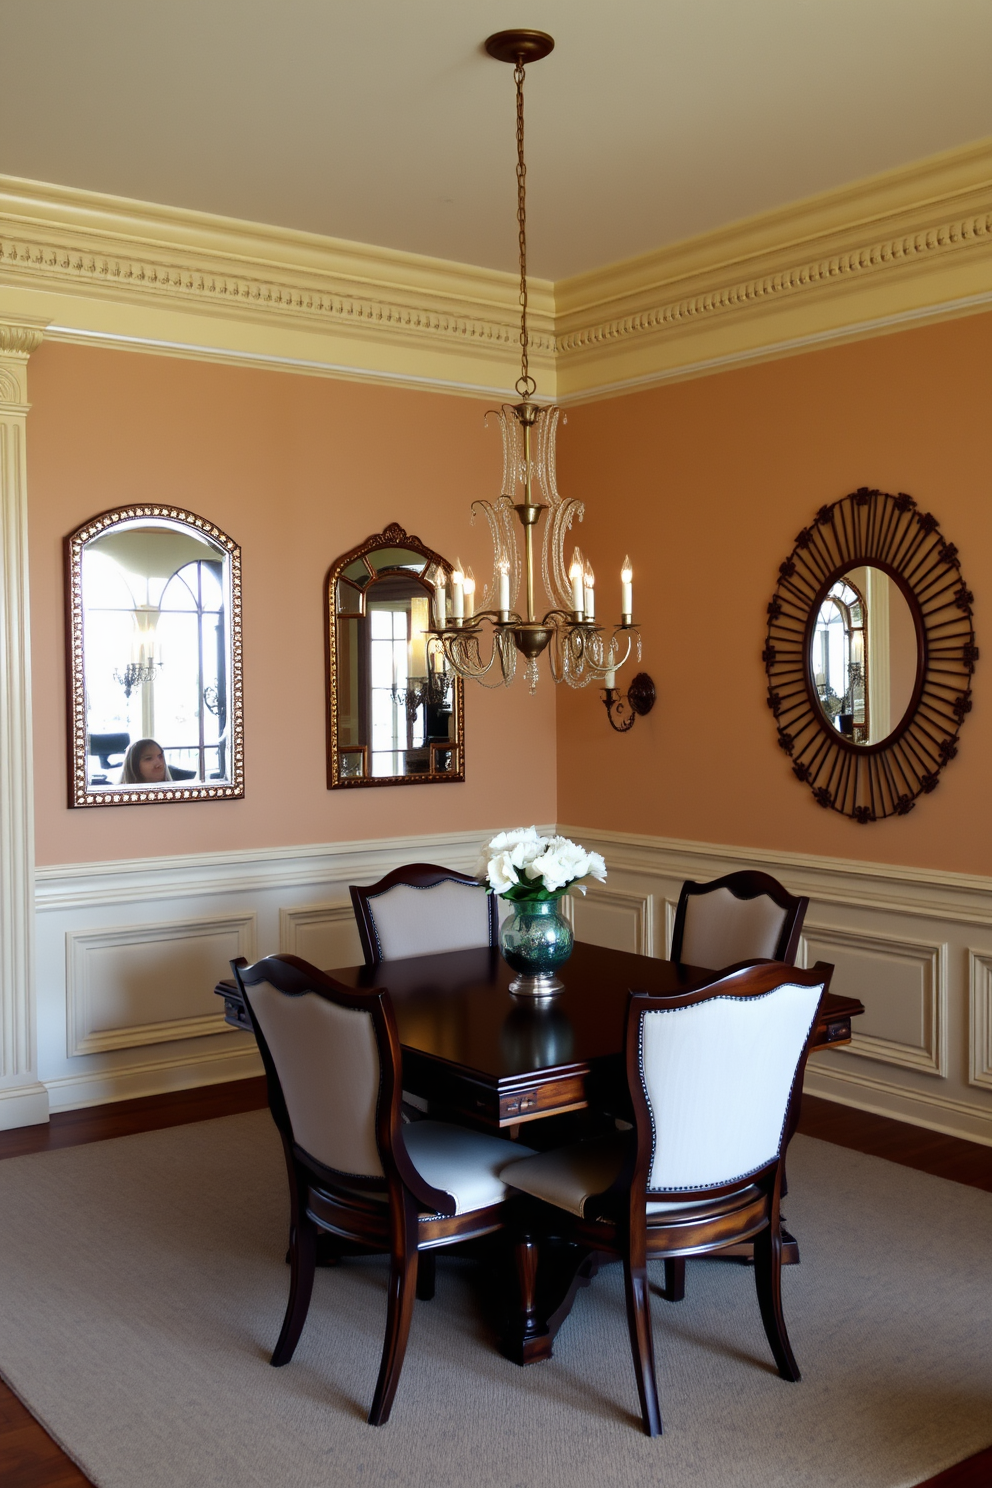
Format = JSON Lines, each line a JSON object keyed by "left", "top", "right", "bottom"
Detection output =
{"left": 215, "top": 940, "right": 863, "bottom": 1361}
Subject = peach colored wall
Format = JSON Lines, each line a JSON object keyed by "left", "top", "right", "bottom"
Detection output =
{"left": 555, "top": 310, "right": 992, "bottom": 876}
{"left": 27, "top": 342, "right": 557, "bottom": 864}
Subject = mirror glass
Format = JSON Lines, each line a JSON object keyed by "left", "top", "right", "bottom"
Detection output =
{"left": 810, "top": 566, "right": 919, "bottom": 746}
{"left": 327, "top": 527, "right": 463, "bottom": 788}
{"left": 67, "top": 509, "right": 243, "bottom": 805}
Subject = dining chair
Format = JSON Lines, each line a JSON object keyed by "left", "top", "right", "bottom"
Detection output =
{"left": 349, "top": 862, "right": 497, "bottom": 966}
{"left": 232, "top": 952, "right": 534, "bottom": 1426}
{"left": 500, "top": 959, "right": 832, "bottom": 1436}
{"left": 670, "top": 869, "right": 808, "bottom": 970}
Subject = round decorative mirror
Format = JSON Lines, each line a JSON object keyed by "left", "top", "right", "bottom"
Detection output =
{"left": 764, "top": 488, "right": 977, "bottom": 822}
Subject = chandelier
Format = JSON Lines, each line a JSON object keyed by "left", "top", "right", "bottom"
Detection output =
{"left": 426, "top": 29, "right": 642, "bottom": 695}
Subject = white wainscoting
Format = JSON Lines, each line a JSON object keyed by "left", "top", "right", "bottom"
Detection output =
{"left": 558, "top": 824, "right": 992, "bottom": 1146}
{"left": 561, "top": 885, "right": 654, "bottom": 956}
{"left": 35, "top": 827, "right": 510, "bottom": 1113}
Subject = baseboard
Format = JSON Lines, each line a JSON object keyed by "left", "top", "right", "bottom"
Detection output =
{"left": 0, "top": 1082, "right": 50, "bottom": 1131}
{"left": 43, "top": 1040, "right": 262, "bottom": 1113}
{"left": 804, "top": 1063, "right": 992, "bottom": 1148}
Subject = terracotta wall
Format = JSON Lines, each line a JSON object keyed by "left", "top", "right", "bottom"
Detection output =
{"left": 555, "top": 310, "right": 992, "bottom": 877}
{"left": 27, "top": 342, "right": 557, "bottom": 865}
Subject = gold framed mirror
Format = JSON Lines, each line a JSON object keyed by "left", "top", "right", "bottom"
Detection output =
{"left": 764, "top": 487, "right": 977, "bottom": 822}
{"left": 326, "top": 523, "right": 464, "bottom": 789}
{"left": 66, "top": 504, "right": 244, "bottom": 807}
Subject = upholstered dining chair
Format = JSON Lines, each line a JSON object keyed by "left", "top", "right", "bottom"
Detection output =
{"left": 670, "top": 870, "right": 808, "bottom": 971}
{"left": 350, "top": 862, "right": 497, "bottom": 966}
{"left": 232, "top": 952, "right": 534, "bottom": 1427}
{"left": 500, "top": 959, "right": 832, "bottom": 1436}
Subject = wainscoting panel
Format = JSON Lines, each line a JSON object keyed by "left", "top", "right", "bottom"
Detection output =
{"left": 969, "top": 951, "right": 992, "bottom": 1091}
{"left": 799, "top": 924, "right": 946, "bottom": 1077}
{"left": 66, "top": 914, "right": 256, "bottom": 1056}
{"left": 563, "top": 887, "right": 654, "bottom": 957}
{"left": 34, "top": 827, "right": 524, "bottom": 1113}
{"left": 279, "top": 903, "right": 364, "bottom": 968}
{"left": 558, "top": 824, "right": 992, "bottom": 1146}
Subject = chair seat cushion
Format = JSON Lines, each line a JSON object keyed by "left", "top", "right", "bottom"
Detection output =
{"left": 403, "top": 1121, "right": 536, "bottom": 1216}
{"left": 501, "top": 1133, "right": 631, "bottom": 1217}
{"left": 501, "top": 1133, "right": 759, "bottom": 1222}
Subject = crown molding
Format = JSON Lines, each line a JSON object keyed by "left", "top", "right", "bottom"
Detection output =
{"left": 554, "top": 137, "right": 992, "bottom": 399}
{"left": 4, "top": 141, "right": 992, "bottom": 400}
{"left": 0, "top": 174, "right": 555, "bottom": 398}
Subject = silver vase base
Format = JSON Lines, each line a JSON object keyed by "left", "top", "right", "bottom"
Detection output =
{"left": 508, "top": 972, "right": 565, "bottom": 997}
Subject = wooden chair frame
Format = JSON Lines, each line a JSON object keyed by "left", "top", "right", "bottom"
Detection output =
{"left": 670, "top": 869, "right": 809, "bottom": 968}
{"left": 349, "top": 861, "right": 498, "bottom": 967}
{"left": 515, "top": 960, "right": 831, "bottom": 1436}
{"left": 232, "top": 953, "right": 512, "bottom": 1426}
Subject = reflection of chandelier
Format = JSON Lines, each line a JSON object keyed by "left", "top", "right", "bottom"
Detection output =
{"left": 427, "top": 30, "right": 641, "bottom": 695}
{"left": 390, "top": 671, "right": 452, "bottom": 724}
{"left": 113, "top": 662, "right": 160, "bottom": 700}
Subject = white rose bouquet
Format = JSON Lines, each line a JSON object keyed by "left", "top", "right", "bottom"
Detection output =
{"left": 476, "top": 826, "right": 607, "bottom": 903}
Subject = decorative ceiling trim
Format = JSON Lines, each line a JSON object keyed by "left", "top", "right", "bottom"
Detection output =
{"left": 4, "top": 140, "right": 992, "bottom": 401}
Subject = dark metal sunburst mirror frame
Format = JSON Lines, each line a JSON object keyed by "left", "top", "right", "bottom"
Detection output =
{"left": 763, "top": 487, "right": 977, "bottom": 823}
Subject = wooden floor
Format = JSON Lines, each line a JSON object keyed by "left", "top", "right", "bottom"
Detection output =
{"left": 0, "top": 1080, "right": 989, "bottom": 1488}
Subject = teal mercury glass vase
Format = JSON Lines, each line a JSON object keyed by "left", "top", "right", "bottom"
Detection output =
{"left": 499, "top": 896, "right": 574, "bottom": 996}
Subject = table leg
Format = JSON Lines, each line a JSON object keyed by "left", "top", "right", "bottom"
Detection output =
{"left": 500, "top": 1238, "right": 605, "bottom": 1365}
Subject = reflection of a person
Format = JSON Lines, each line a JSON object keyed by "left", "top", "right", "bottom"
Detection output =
{"left": 120, "top": 738, "right": 172, "bottom": 785}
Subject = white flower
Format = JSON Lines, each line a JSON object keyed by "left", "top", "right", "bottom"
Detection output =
{"left": 476, "top": 825, "right": 546, "bottom": 886}
{"left": 478, "top": 829, "right": 607, "bottom": 896}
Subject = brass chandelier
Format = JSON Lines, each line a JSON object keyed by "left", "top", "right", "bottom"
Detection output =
{"left": 426, "top": 29, "right": 642, "bottom": 694}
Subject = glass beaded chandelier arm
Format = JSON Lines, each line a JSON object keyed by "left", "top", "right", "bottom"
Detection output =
{"left": 426, "top": 30, "right": 641, "bottom": 694}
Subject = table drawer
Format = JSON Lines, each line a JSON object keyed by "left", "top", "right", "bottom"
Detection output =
{"left": 499, "top": 1075, "right": 587, "bottom": 1126}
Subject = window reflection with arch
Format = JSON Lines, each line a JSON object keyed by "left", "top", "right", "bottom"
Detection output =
{"left": 812, "top": 578, "right": 868, "bottom": 743}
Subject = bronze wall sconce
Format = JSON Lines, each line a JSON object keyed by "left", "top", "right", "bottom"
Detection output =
{"left": 602, "top": 672, "right": 656, "bottom": 733}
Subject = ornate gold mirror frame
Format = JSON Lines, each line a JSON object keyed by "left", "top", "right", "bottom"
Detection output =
{"left": 66, "top": 504, "right": 244, "bottom": 807}
{"left": 326, "top": 522, "right": 465, "bottom": 789}
{"left": 764, "top": 487, "right": 977, "bottom": 822}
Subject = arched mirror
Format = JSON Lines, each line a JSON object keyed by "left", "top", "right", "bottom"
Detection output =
{"left": 764, "top": 488, "right": 976, "bottom": 822}
{"left": 326, "top": 523, "right": 464, "bottom": 788}
{"left": 66, "top": 505, "right": 243, "bottom": 807}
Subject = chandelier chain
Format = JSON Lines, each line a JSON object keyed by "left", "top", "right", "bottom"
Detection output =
{"left": 514, "top": 60, "right": 536, "bottom": 399}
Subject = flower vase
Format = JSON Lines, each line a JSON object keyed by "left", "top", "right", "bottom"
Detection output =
{"left": 499, "top": 896, "right": 574, "bottom": 997}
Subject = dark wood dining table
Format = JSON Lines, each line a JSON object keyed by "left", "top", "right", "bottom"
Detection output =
{"left": 216, "top": 942, "right": 862, "bottom": 1360}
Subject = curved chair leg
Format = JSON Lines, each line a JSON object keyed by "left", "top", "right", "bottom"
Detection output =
{"left": 271, "top": 1213, "right": 318, "bottom": 1366}
{"left": 753, "top": 1220, "right": 800, "bottom": 1382}
{"left": 416, "top": 1247, "right": 436, "bottom": 1301}
{"left": 368, "top": 1193, "right": 419, "bottom": 1426}
{"left": 661, "top": 1257, "right": 685, "bottom": 1302}
{"left": 623, "top": 1248, "right": 663, "bottom": 1436}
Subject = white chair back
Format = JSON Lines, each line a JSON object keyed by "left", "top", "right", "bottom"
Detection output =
{"left": 679, "top": 885, "right": 788, "bottom": 968}
{"left": 638, "top": 983, "right": 822, "bottom": 1191}
{"left": 244, "top": 981, "right": 384, "bottom": 1177}
{"left": 367, "top": 879, "right": 492, "bottom": 961}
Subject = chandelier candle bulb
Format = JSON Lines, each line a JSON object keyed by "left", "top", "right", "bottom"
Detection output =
{"left": 434, "top": 570, "right": 447, "bottom": 627}
{"left": 451, "top": 561, "right": 465, "bottom": 621}
{"left": 569, "top": 549, "right": 585, "bottom": 615}
{"left": 621, "top": 557, "right": 633, "bottom": 623}
{"left": 583, "top": 562, "right": 595, "bottom": 620}
{"left": 497, "top": 561, "right": 511, "bottom": 618}
{"left": 464, "top": 568, "right": 476, "bottom": 620}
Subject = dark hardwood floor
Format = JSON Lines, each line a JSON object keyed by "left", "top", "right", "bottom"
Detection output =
{"left": 0, "top": 1079, "right": 989, "bottom": 1488}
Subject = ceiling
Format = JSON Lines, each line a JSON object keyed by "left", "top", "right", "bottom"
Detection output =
{"left": 3, "top": 0, "right": 992, "bottom": 282}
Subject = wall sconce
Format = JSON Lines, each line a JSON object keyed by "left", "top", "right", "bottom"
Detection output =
{"left": 602, "top": 671, "right": 656, "bottom": 733}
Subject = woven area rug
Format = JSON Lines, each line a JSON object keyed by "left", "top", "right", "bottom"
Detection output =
{"left": 0, "top": 1111, "right": 989, "bottom": 1488}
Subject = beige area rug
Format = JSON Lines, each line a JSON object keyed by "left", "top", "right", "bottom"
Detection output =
{"left": 0, "top": 1112, "right": 989, "bottom": 1488}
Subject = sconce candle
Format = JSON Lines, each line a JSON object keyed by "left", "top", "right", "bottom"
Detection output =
{"left": 621, "top": 556, "right": 633, "bottom": 621}
{"left": 604, "top": 667, "right": 616, "bottom": 689}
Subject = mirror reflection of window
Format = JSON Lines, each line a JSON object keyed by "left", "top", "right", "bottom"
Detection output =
{"left": 80, "top": 522, "right": 232, "bottom": 789}
{"left": 812, "top": 579, "right": 868, "bottom": 743}
{"left": 327, "top": 529, "right": 462, "bottom": 788}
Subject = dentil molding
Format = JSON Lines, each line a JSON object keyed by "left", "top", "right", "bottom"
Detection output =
{"left": 4, "top": 139, "right": 992, "bottom": 399}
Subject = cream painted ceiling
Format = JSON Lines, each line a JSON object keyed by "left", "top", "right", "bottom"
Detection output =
{"left": 3, "top": 0, "right": 992, "bottom": 281}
